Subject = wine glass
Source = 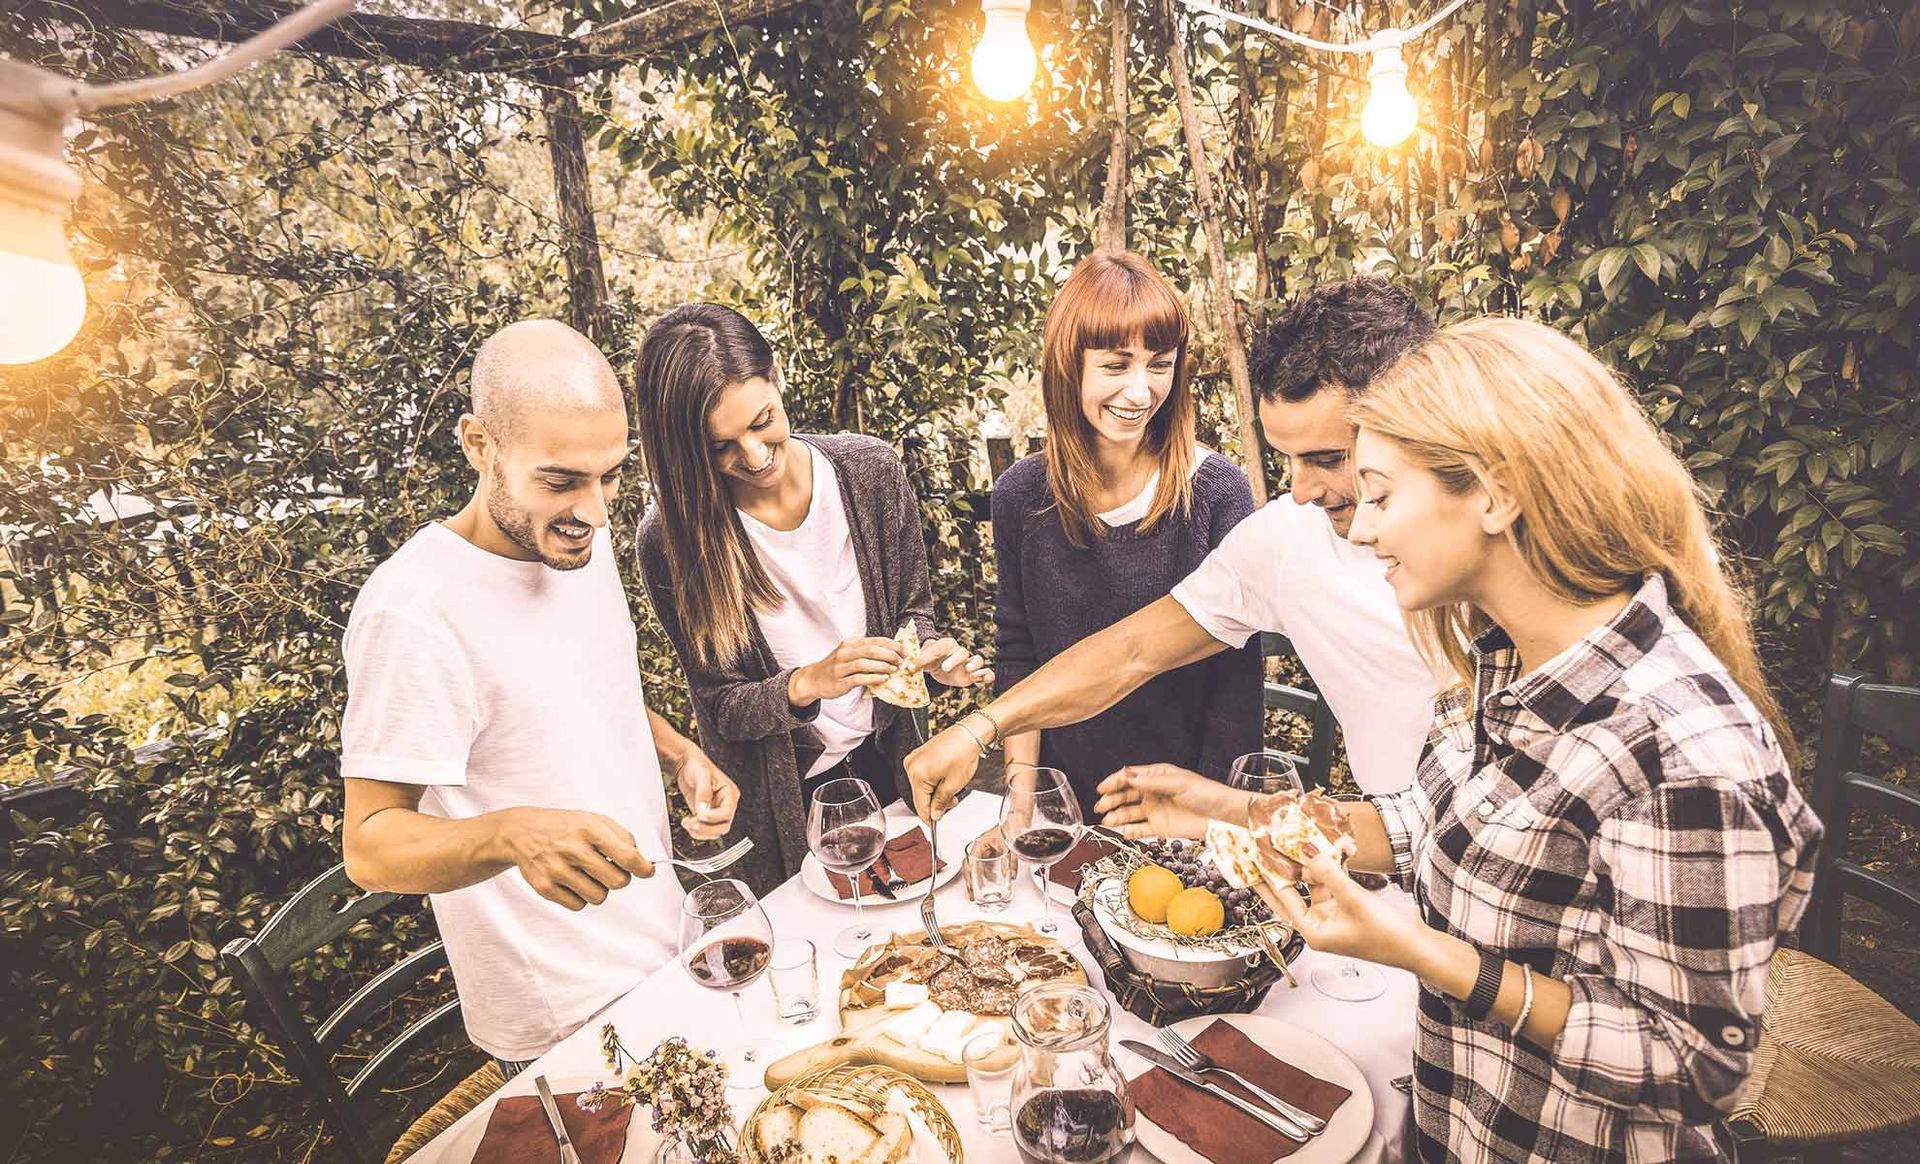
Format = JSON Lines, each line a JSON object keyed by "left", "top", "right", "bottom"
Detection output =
{"left": 1230, "top": 751, "right": 1386, "bottom": 1003}
{"left": 678, "top": 877, "right": 781, "bottom": 1087}
{"left": 999, "top": 766, "right": 1083, "bottom": 943}
{"left": 808, "top": 776, "right": 888, "bottom": 958}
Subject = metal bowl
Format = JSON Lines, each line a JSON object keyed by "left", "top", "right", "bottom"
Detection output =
{"left": 1086, "top": 878, "right": 1279, "bottom": 989}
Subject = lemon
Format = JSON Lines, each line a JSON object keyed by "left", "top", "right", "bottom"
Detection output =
{"left": 1127, "top": 864, "right": 1184, "bottom": 924}
{"left": 1165, "top": 887, "right": 1226, "bottom": 938}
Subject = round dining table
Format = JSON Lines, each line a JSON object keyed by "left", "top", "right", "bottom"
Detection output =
{"left": 404, "top": 791, "right": 1418, "bottom": 1164}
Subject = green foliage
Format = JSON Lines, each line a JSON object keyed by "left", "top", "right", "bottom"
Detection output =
{"left": 1, "top": 0, "right": 1915, "bottom": 1160}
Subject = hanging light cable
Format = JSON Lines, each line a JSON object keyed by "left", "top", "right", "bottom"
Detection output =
{"left": 0, "top": 0, "right": 358, "bottom": 364}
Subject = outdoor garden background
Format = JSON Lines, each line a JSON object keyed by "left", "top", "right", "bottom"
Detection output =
{"left": 2, "top": 0, "right": 1916, "bottom": 1159}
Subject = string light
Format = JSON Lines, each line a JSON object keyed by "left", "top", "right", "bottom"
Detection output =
{"left": 972, "top": 0, "right": 1038, "bottom": 102}
{"left": 0, "top": 0, "right": 357, "bottom": 364}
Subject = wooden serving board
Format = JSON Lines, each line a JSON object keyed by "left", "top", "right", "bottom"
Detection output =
{"left": 763, "top": 921, "right": 1086, "bottom": 1088}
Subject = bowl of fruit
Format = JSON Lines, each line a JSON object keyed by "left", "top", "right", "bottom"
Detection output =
{"left": 1076, "top": 837, "right": 1293, "bottom": 989}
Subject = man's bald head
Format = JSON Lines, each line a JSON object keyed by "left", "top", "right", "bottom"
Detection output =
{"left": 469, "top": 319, "right": 625, "bottom": 447}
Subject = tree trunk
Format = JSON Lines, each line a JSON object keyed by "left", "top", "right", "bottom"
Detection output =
{"left": 1099, "top": 0, "right": 1131, "bottom": 253}
{"left": 541, "top": 77, "right": 611, "bottom": 344}
{"left": 1164, "top": 0, "right": 1266, "bottom": 503}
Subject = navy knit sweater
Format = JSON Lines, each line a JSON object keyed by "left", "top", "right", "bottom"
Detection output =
{"left": 991, "top": 451, "right": 1264, "bottom": 813}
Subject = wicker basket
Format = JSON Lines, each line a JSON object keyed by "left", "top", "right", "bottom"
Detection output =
{"left": 740, "top": 1063, "right": 966, "bottom": 1163}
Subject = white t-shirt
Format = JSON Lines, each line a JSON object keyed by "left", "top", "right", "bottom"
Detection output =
{"left": 739, "top": 442, "right": 874, "bottom": 778}
{"left": 340, "top": 523, "right": 683, "bottom": 1061}
{"left": 1170, "top": 498, "right": 1440, "bottom": 794}
{"left": 1096, "top": 445, "right": 1211, "bottom": 526}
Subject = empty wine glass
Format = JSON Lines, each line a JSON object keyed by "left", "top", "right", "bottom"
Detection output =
{"left": 678, "top": 877, "right": 780, "bottom": 1087}
{"left": 808, "top": 776, "right": 888, "bottom": 958}
{"left": 1231, "top": 751, "right": 1386, "bottom": 1003}
{"left": 999, "top": 767, "right": 1083, "bottom": 943}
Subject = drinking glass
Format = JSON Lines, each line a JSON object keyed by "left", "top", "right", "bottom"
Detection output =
{"left": 1231, "top": 751, "right": 1386, "bottom": 1003}
{"left": 677, "top": 878, "right": 781, "bottom": 1087}
{"left": 965, "top": 830, "right": 1015, "bottom": 913}
{"left": 808, "top": 777, "right": 888, "bottom": 958}
{"left": 963, "top": 1028, "right": 1018, "bottom": 1132}
{"left": 769, "top": 939, "right": 820, "bottom": 1026}
{"left": 999, "top": 766, "right": 1083, "bottom": 943}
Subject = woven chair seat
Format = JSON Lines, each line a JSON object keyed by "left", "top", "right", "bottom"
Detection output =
{"left": 385, "top": 1060, "right": 505, "bottom": 1163}
{"left": 1730, "top": 947, "right": 1920, "bottom": 1146}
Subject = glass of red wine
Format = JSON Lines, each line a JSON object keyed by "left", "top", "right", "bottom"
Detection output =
{"left": 1230, "top": 750, "right": 1386, "bottom": 1003}
{"left": 999, "top": 766, "right": 1083, "bottom": 943}
{"left": 807, "top": 776, "right": 888, "bottom": 958}
{"left": 678, "top": 877, "right": 780, "bottom": 1087}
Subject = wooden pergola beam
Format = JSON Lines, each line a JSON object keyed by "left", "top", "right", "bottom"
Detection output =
{"left": 23, "top": 0, "right": 810, "bottom": 75}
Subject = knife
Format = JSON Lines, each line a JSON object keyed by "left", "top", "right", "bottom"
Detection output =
{"left": 533, "top": 1074, "right": 584, "bottom": 1164}
{"left": 866, "top": 859, "right": 898, "bottom": 900}
{"left": 1119, "top": 1039, "right": 1311, "bottom": 1142}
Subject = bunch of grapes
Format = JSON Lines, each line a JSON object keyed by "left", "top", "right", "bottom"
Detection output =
{"left": 1135, "top": 838, "right": 1271, "bottom": 930}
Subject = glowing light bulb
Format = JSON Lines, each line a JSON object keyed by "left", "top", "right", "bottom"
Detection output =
{"left": 0, "top": 246, "right": 85, "bottom": 365}
{"left": 1361, "top": 43, "right": 1419, "bottom": 148}
{"left": 972, "top": 0, "right": 1037, "bottom": 103}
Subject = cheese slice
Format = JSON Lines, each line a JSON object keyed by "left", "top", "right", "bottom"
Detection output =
{"left": 884, "top": 981, "right": 931, "bottom": 1010}
{"left": 884, "top": 1001, "right": 942, "bottom": 1045}
{"left": 918, "top": 1010, "right": 976, "bottom": 1060}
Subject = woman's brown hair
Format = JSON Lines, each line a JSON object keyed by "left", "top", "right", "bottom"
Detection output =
{"left": 1040, "top": 251, "right": 1198, "bottom": 547}
{"left": 633, "top": 304, "right": 784, "bottom": 668}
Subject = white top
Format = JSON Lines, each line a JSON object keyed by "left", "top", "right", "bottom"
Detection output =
{"left": 1170, "top": 498, "right": 1440, "bottom": 794}
{"left": 340, "top": 523, "right": 683, "bottom": 1061}
{"left": 739, "top": 441, "right": 875, "bottom": 778}
{"left": 1095, "top": 444, "right": 1212, "bottom": 526}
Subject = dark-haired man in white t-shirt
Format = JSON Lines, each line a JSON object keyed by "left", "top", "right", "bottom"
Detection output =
{"left": 340, "top": 319, "right": 740, "bottom": 1071}
{"left": 909, "top": 278, "right": 1444, "bottom": 821}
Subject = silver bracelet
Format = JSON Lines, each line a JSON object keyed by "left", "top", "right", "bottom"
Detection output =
{"left": 1513, "top": 967, "right": 1536, "bottom": 1034}
{"left": 955, "top": 717, "right": 992, "bottom": 757}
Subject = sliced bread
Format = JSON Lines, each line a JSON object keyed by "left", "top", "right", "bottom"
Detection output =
{"left": 798, "top": 1100, "right": 879, "bottom": 1164}
{"left": 857, "top": 1112, "right": 911, "bottom": 1164}
{"left": 754, "top": 1101, "right": 804, "bottom": 1158}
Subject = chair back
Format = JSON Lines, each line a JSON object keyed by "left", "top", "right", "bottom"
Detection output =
{"left": 1800, "top": 672, "right": 1920, "bottom": 962}
{"left": 221, "top": 863, "right": 462, "bottom": 1164}
{"left": 1261, "top": 632, "right": 1338, "bottom": 790}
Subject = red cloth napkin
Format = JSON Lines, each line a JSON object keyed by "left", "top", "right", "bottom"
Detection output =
{"left": 470, "top": 1090, "right": 634, "bottom": 1163}
{"left": 1047, "top": 828, "right": 1124, "bottom": 888}
{"left": 1130, "top": 1021, "right": 1352, "bottom": 1163}
{"left": 825, "top": 828, "right": 944, "bottom": 899}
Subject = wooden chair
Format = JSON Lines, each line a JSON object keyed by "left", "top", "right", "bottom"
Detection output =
{"left": 221, "top": 863, "right": 502, "bottom": 1164}
{"left": 1260, "top": 631, "right": 1338, "bottom": 790}
{"left": 1729, "top": 672, "right": 1920, "bottom": 1161}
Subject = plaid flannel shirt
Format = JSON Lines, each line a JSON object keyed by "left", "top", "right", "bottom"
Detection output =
{"left": 1370, "top": 574, "right": 1821, "bottom": 1162}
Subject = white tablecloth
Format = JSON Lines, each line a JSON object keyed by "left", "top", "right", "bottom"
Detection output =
{"left": 408, "top": 792, "right": 1417, "bottom": 1164}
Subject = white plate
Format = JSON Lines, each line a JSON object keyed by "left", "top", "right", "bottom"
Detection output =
{"left": 800, "top": 814, "right": 963, "bottom": 905}
{"left": 1122, "top": 1014, "right": 1375, "bottom": 1164}
{"left": 434, "top": 1074, "right": 659, "bottom": 1162}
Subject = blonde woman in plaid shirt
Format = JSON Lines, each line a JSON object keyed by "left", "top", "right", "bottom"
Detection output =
{"left": 1097, "top": 317, "right": 1822, "bottom": 1161}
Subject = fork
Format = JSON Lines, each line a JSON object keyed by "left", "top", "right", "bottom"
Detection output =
{"left": 919, "top": 812, "right": 946, "bottom": 948}
{"left": 1156, "top": 1027, "right": 1329, "bottom": 1134}
{"left": 657, "top": 836, "right": 754, "bottom": 877}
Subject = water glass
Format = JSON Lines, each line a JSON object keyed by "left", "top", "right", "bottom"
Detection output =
{"left": 769, "top": 939, "right": 820, "bottom": 1025}
{"left": 962, "top": 1029, "right": 1018, "bottom": 1132}
{"left": 964, "top": 831, "right": 1015, "bottom": 912}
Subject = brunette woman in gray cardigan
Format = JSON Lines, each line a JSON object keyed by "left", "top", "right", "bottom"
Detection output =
{"left": 633, "top": 305, "right": 991, "bottom": 895}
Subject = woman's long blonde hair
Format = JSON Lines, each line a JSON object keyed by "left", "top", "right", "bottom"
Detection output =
{"left": 1349, "top": 316, "right": 1790, "bottom": 743}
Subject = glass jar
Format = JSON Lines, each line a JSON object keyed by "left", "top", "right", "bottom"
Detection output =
{"left": 1008, "top": 981, "right": 1136, "bottom": 1164}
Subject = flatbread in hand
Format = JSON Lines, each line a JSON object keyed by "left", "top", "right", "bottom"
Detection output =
{"left": 871, "top": 622, "right": 930, "bottom": 709}
{"left": 1249, "top": 789, "right": 1357, "bottom": 875}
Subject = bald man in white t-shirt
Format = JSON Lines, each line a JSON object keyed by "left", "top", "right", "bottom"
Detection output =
{"left": 340, "top": 319, "right": 740, "bottom": 1069}
{"left": 909, "top": 279, "right": 1445, "bottom": 824}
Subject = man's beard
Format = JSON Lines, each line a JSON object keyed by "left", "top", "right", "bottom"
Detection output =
{"left": 486, "top": 475, "right": 592, "bottom": 571}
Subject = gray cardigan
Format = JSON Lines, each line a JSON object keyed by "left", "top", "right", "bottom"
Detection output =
{"left": 636, "top": 434, "right": 938, "bottom": 895}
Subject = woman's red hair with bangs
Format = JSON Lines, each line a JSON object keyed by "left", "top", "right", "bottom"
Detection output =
{"left": 1040, "top": 251, "right": 1198, "bottom": 547}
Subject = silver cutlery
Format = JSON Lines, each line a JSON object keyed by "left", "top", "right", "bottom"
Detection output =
{"left": 1391, "top": 1073, "right": 1414, "bottom": 1094}
{"left": 657, "top": 836, "right": 753, "bottom": 876}
{"left": 1156, "top": 1026, "right": 1328, "bottom": 1134}
{"left": 919, "top": 816, "right": 946, "bottom": 948}
{"left": 533, "top": 1074, "right": 584, "bottom": 1164}
{"left": 1120, "top": 1039, "right": 1310, "bottom": 1142}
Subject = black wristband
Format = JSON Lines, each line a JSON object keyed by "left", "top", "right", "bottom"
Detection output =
{"left": 1466, "top": 949, "right": 1504, "bottom": 1020}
